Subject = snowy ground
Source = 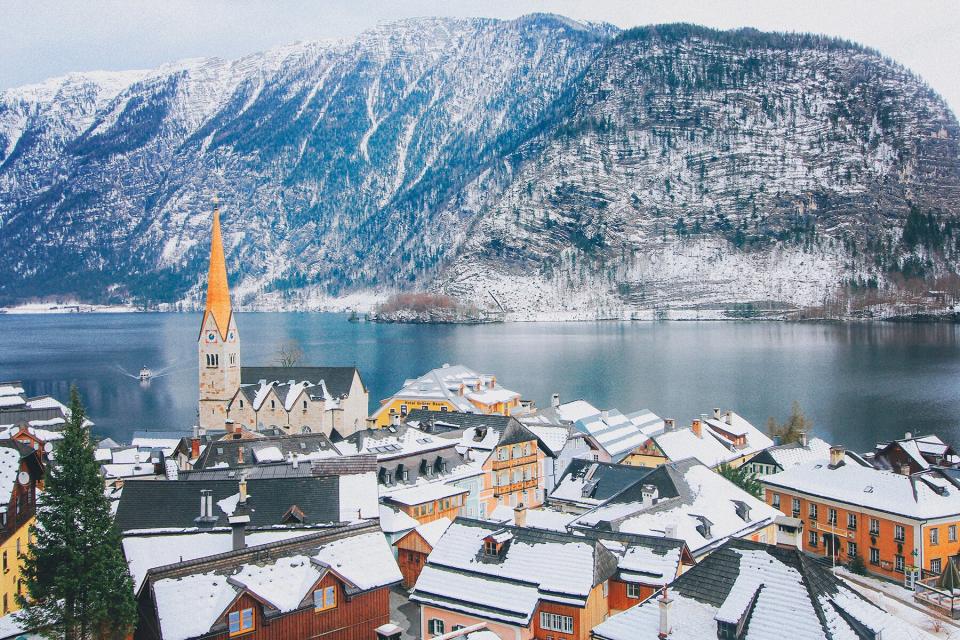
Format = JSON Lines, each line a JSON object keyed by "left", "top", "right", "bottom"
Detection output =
{"left": 0, "top": 301, "right": 138, "bottom": 314}
{"left": 834, "top": 567, "right": 960, "bottom": 638}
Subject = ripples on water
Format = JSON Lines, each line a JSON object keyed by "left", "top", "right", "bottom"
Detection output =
{"left": 0, "top": 312, "right": 957, "bottom": 450}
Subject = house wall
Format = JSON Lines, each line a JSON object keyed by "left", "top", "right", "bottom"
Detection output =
{"left": 396, "top": 530, "right": 434, "bottom": 589}
{"left": 547, "top": 439, "right": 597, "bottom": 493}
{"left": 763, "top": 487, "right": 933, "bottom": 580}
{"left": 337, "top": 373, "right": 369, "bottom": 436}
{"left": 448, "top": 473, "right": 484, "bottom": 519}
{"left": 286, "top": 394, "right": 329, "bottom": 435}
{"left": 371, "top": 399, "right": 460, "bottom": 428}
{"left": 607, "top": 579, "right": 653, "bottom": 613}
{"left": 420, "top": 604, "right": 531, "bottom": 640}
{"left": 479, "top": 442, "right": 545, "bottom": 517}
{"left": 532, "top": 582, "right": 606, "bottom": 640}
{"left": 400, "top": 494, "right": 465, "bottom": 525}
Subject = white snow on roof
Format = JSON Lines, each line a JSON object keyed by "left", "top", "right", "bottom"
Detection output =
{"left": 310, "top": 529, "right": 401, "bottom": 591}
{"left": 575, "top": 409, "right": 661, "bottom": 461}
{"left": 123, "top": 530, "right": 324, "bottom": 592}
{"left": 378, "top": 365, "right": 518, "bottom": 417}
{"left": 578, "top": 463, "right": 779, "bottom": 557}
{"left": 216, "top": 493, "right": 240, "bottom": 517}
{"left": 555, "top": 400, "right": 601, "bottom": 423}
{"left": 764, "top": 460, "right": 960, "bottom": 520}
{"left": 466, "top": 388, "right": 519, "bottom": 405}
{"left": 131, "top": 437, "right": 180, "bottom": 455}
{"left": 414, "top": 565, "right": 539, "bottom": 624}
{"left": 384, "top": 481, "right": 468, "bottom": 506}
{"left": 101, "top": 463, "right": 155, "bottom": 479}
{"left": 0, "top": 384, "right": 24, "bottom": 397}
{"left": 763, "top": 437, "right": 832, "bottom": 471}
{"left": 283, "top": 381, "right": 311, "bottom": 412}
{"left": 0, "top": 396, "right": 24, "bottom": 408}
{"left": 0, "top": 448, "right": 20, "bottom": 501}
{"left": 338, "top": 472, "right": 379, "bottom": 521}
{"left": 598, "top": 539, "right": 682, "bottom": 587}
{"left": 653, "top": 414, "right": 773, "bottom": 468}
{"left": 524, "top": 424, "right": 569, "bottom": 455}
{"left": 897, "top": 439, "right": 929, "bottom": 470}
{"left": 153, "top": 572, "right": 237, "bottom": 640}
{"left": 489, "top": 505, "right": 576, "bottom": 532}
{"left": 231, "top": 554, "right": 318, "bottom": 612}
{"left": 252, "top": 446, "right": 283, "bottom": 463}
{"left": 25, "top": 396, "right": 68, "bottom": 411}
{"left": 348, "top": 425, "right": 457, "bottom": 459}
{"left": 413, "top": 517, "right": 452, "bottom": 547}
{"left": 458, "top": 426, "right": 500, "bottom": 451}
{"left": 378, "top": 504, "right": 418, "bottom": 534}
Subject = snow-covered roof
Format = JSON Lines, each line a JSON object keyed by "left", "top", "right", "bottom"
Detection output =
{"left": 377, "top": 364, "right": 519, "bottom": 416}
{"left": 252, "top": 446, "right": 283, "bottom": 463}
{"left": 336, "top": 424, "right": 458, "bottom": 459}
{"left": 338, "top": 471, "right": 379, "bottom": 522}
{"left": 412, "top": 517, "right": 452, "bottom": 547}
{"left": 554, "top": 400, "right": 602, "bottom": 423}
{"left": 593, "top": 539, "right": 936, "bottom": 640}
{"left": 101, "top": 463, "right": 156, "bottom": 479}
{"left": 762, "top": 437, "right": 832, "bottom": 471}
{"left": 378, "top": 504, "right": 419, "bottom": 534}
{"left": 523, "top": 424, "right": 570, "bottom": 456}
{"left": 489, "top": 505, "right": 577, "bottom": 532}
{"left": 764, "top": 459, "right": 960, "bottom": 520}
{"left": 0, "top": 383, "right": 25, "bottom": 397}
{"left": 574, "top": 408, "right": 663, "bottom": 462}
{"left": 383, "top": 481, "right": 468, "bottom": 506}
{"left": 572, "top": 460, "right": 780, "bottom": 557}
{"left": 145, "top": 524, "right": 401, "bottom": 640}
{"left": 652, "top": 412, "right": 773, "bottom": 468}
{"left": 0, "top": 448, "right": 20, "bottom": 501}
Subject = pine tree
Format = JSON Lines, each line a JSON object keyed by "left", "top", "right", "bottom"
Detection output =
{"left": 16, "top": 387, "right": 136, "bottom": 639}
{"left": 716, "top": 462, "right": 763, "bottom": 498}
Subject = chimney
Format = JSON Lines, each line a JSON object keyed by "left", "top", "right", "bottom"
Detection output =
{"left": 664, "top": 418, "right": 675, "bottom": 432}
{"left": 691, "top": 419, "right": 702, "bottom": 439}
{"left": 198, "top": 491, "right": 207, "bottom": 520}
{"left": 829, "top": 445, "right": 845, "bottom": 467}
{"left": 195, "top": 489, "right": 217, "bottom": 527}
{"left": 191, "top": 437, "right": 200, "bottom": 459}
{"left": 391, "top": 413, "right": 400, "bottom": 426}
{"left": 230, "top": 513, "right": 248, "bottom": 550}
{"left": 237, "top": 446, "right": 245, "bottom": 465}
{"left": 905, "top": 432, "right": 913, "bottom": 440}
{"left": 664, "top": 523, "right": 677, "bottom": 539}
{"left": 713, "top": 408, "right": 721, "bottom": 420}
{"left": 513, "top": 503, "right": 527, "bottom": 527}
{"left": 725, "top": 410, "right": 733, "bottom": 425}
{"left": 551, "top": 393, "right": 560, "bottom": 408}
{"left": 225, "top": 419, "right": 235, "bottom": 434}
{"left": 900, "top": 464, "right": 911, "bottom": 476}
{"left": 375, "top": 623, "right": 403, "bottom": 640}
{"left": 641, "top": 484, "right": 658, "bottom": 504}
{"left": 799, "top": 431, "right": 808, "bottom": 447}
{"left": 291, "top": 453, "right": 299, "bottom": 469}
{"left": 239, "top": 476, "right": 248, "bottom": 504}
{"left": 658, "top": 590, "right": 673, "bottom": 639}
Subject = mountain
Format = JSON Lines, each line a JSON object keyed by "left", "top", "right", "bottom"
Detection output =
{"left": 0, "top": 16, "right": 957, "bottom": 319}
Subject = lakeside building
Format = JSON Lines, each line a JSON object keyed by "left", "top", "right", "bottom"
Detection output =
{"left": 0, "top": 381, "right": 92, "bottom": 432}
{"left": 368, "top": 364, "right": 522, "bottom": 428}
{"left": 197, "top": 206, "right": 368, "bottom": 436}
{"left": 133, "top": 522, "right": 401, "bottom": 640}
{"left": 863, "top": 432, "right": 960, "bottom": 474}
{"left": 192, "top": 431, "right": 341, "bottom": 470}
{"left": 565, "top": 459, "right": 779, "bottom": 560}
{"left": 550, "top": 460, "right": 655, "bottom": 513}
{"left": 592, "top": 538, "right": 935, "bottom": 640}
{"left": 0, "top": 442, "right": 42, "bottom": 616}
{"left": 409, "top": 518, "right": 691, "bottom": 640}
{"left": 742, "top": 431, "right": 833, "bottom": 477}
{"left": 762, "top": 445, "right": 960, "bottom": 581}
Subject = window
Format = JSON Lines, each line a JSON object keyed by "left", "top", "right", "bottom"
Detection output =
{"left": 440, "top": 406, "right": 448, "bottom": 412}
{"left": 895, "top": 555, "right": 905, "bottom": 573}
{"left": 894, "top": 525, "right": 906, "bottom": 542}
{"left": 602, "top": 580, "right": 609, "bottom": 598}
{"left": 303, "top": 400, "right": 308, "bottom": 410}
{"left": 540, "top": 612, "right": 574, "bottom": 634}
{"left": 932, "top": 558, "right": 943, "bottom": 574}
{"left": 869, "top": 518, "right": 880, "bottom": 535}
{"left": 951, "top": 525, "right": 958, "bottom": 542}
{"left": 2, "top": 551, "right": 7, "bottom": 572}
{"left": 808, "top": 503, "right": 818, "bottom": 520}
{"left": 771, "top": 493, "right": 780, "bottom": 509}
{"left": 808, "top": 531, "right": 817, "bottom": 547}
{"left": 428, "top": 619, "right": 445, "bottom": 636}
{"left": 847, "top": 541, "right": 857, "bottom": 558}
{"left": 239, "top": 400, "right": 244, "bottom": 408}
{"left": 792, "top": 497, "right": 801, "bottom": 517}
{"left": 828, "top": 508, "right": 837, "bottom": 525}
{"left": 512, "top": 445, "right": 521, "bottom": 458}
{"left": 270, "top": 399, "right": 276, "bottom": 410}
{"left": 452, "top": 626, "right": 465, "bottom": 632}
{"left": 847, "top": 513, "right": 857, "bottom": 530}
{"left": 15, "top": 538, "right": 20, "bottom": 557}
{"left": 2, "top": 594, "right": 6, "bottom": 614}
{"left": 484, "top": 539, "right": 498, "bottom": 556}
{"left": 626, "top": 583, "right": 642, "bottom": 599}
{"left": 421, "top": 405, "right": 428, "bottom": 410}
{"left": 930, "top": 527, "right": 940, "bottom": 546}
{"left": 498, "top": 448, "right": 508, "bottom": 461}
{"left": 870, "top": 548, "right": 880, "bottom": 565}
{"left": 400, "top": 404, "right": 408, "bottom": 415}
{"left": 314, "top": 585, "right": 337, "bottom": 611}
{"left": 228, "top": 608, "right": 254, "bottom": 636}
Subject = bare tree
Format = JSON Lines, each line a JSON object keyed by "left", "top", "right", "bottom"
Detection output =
{"left": 275, "top": 340, "right": 304, "bottom": 367}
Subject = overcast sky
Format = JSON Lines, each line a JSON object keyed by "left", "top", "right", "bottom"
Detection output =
{"left": 1, "top": 0, "right": 958, "bottom": 115}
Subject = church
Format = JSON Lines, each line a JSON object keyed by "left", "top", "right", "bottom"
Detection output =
{"left": 197, "top": 204, "right": 369, "bottom": 437}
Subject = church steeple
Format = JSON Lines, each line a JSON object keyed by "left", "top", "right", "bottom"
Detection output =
{"left": 204, "top": 198, "right": 232, "bottom": 339}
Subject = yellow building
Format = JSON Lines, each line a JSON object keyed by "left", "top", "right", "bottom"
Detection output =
{"left": 369, "top": 364, "right": 521, "bottom": 427}
{"left": 0, "top": 442, "right": 43, "bottom": 615}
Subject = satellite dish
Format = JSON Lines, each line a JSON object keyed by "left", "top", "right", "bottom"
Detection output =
{"left": 43, "top": 442, "right": 53, "bottom": 453}
{"left": 17, "top": 471, "right": 29, "bottom": 486}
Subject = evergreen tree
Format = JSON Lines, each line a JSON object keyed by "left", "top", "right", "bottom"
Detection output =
{"left": 716, "top": 462, "right": 763, "bottom": 498}
{"left": 16, "top": 387, "right": 136, "bottom": 639}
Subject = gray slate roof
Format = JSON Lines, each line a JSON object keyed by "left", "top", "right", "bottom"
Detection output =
{"left": 194, "top": 432, "right": 339, "bottom": 469}
{"left": 241, "top": 366, "right": 361, "bottom": 398}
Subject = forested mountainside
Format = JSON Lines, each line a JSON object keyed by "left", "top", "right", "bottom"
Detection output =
{"left": 0, "top": 16, "right": 957, "bottom": 318}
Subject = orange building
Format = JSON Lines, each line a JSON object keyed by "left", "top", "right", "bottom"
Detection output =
{"left": 762, "top": 446, "right": 960, "bottom": 581}
{"left": 382, "top": 484, "right": 468, "bottom": 526}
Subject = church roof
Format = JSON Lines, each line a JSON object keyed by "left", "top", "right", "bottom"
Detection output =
{"left": 203, "top": 206, "right": 232, "bottom": 339}
{"left": 241, "top": 367, "right": 361, "bottom": 399}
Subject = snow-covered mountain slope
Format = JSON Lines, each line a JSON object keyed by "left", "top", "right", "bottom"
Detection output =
{"left": 0, "top": 18, "right": 957, "bottom": 317}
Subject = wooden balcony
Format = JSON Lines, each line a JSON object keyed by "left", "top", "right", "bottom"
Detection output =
{"left": 493, "top": 478, "right": 538, "bottom": 497}
{"left": 491, "top": 454, "right": 537, "bottom": 471}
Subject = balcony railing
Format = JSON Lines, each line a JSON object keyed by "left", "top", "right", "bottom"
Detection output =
{"left": 491, "top": 454, "right": 538, "bottom": 471}
{"left": 916, "top": 577, "right": 960, "bottom": 619}
{"left": 493, "top": 478, "right": 538, "bottom": 497}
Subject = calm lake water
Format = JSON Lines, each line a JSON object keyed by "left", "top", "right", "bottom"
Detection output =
{"left": 0, "top": 313, "right": 957, "bottom": 451}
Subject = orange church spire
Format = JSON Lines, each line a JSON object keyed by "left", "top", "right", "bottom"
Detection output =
{"left": 204, "top": 198, "right": 232, "bottom": 338}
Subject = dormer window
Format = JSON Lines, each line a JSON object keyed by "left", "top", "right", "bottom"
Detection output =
{"left": 483, "top": 539, "right": 499, "bottom": 556}
{"left": 314, "top": 585, "right": 337, "bottom": 611}
{"left": 228, "top": 607, "right": 254, "bottom": 636}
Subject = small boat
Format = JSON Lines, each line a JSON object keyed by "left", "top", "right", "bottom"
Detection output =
{"left": 138, "top": 366, "right": 152, "bottom": 381}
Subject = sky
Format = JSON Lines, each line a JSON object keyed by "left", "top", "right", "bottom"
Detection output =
{"left": 1, "top": 0, "right": 958, "bottom": 115}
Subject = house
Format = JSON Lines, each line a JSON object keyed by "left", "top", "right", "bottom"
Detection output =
{"left": 394, "top": 517, "right": 453, "bottom": 588}
{"left": 117, "top": 457, "right": 380, "bottom": 593}
{"left": 0, "top": 381, "right": 93, "bottom": 431}
{"left": 196, "top": 204, "right": 368, "bottom": 436}
{"left": 468, "top": 419, "right": 548, "bottom": 517}
{"left": 133, "top": 522, "right": 401, "bottom": 640}
{"left": 410, "top": 518, "right": 692, "bottom": 640}
{"left": 0, "top": 423, "right": 63, "bottom": 463}
{"left": 550, "top": 459, "right": 656, "bottom": 513}
{"left": 379, "top": 504, "right": 420, "bottom": 557}
{"left": 369, "top": 364, "right": 522, "bottom": 427}
{"left": 592, "top": 538, "right": 936, "bottom": 640}
{"left": 521, "top": 421, "right": 603, "bottom": 493}
{"left": 864, "top": 432, "right": 960, "bottom": 474}
{"left": 0, "top": 441, "right": 42, "bottom": 616}
{"left": 569, "top": 458, "right": 779, "bottom": 559}
{"left": 623, "top": 409, "right": 774, "bottom": 470}
{"left": 742, "top": 432, "right": 833, "bottom": 477}
{"left": 762, "top": 445, "right": 960, "bottom": 581}
{"left": 193, "top": 431, "right": 341, "bottom": 469}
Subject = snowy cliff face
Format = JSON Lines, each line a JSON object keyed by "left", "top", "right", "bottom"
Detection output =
{"left": 0, "top": 18, "right": 957, "bottom": 316}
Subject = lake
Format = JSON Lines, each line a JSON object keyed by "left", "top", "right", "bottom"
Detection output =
{"left": 0, "top": 313, "right": 957, "bottom": 452}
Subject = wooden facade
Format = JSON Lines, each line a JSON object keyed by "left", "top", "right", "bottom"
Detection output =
{"left": 395, "top": 529, "right": 433, "bottom": 589}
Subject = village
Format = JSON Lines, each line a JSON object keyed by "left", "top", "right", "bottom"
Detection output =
{"left": 0, "top": 208, "right": 957, "bottom": 640}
